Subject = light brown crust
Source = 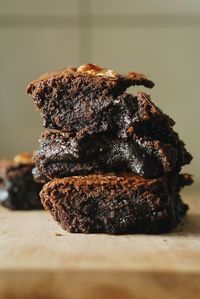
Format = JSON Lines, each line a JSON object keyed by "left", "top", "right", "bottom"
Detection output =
{"left": 26, "top": 63, "right": 154, "bottom": 94}
{"left": 42, "top": 173, "right": 193, "bottom": 195}
{"left": 44, "top": 173, "right": 159, "bottom": 191}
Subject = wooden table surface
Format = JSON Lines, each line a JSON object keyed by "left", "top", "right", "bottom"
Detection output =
{"left": 0, "top": 194, "right": 200, "bottom": 299}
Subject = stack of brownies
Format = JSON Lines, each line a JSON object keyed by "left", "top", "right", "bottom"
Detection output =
{"left": 27, "top": 63, "right": 193, "bottom": 234}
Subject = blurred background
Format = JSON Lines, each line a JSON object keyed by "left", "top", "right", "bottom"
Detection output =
{"left": 0, "top": 0, "right": 199, "bottom": 191}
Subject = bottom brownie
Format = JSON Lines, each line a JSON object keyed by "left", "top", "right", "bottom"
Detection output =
{"left": 40, "top": 173, "right": 192, "bottom": 234}
{"left": 0, "top": 153, "right": 43, "bottom": 210}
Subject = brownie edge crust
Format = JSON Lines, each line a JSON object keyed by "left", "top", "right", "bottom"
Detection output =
{"left": 40, "top": 173, "right": 192, "bottom": 234}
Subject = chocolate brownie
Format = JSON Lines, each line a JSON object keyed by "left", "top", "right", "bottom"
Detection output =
{"left": 40, "top": 173, "right": 192, "bottom": 234}
{"left": 33, "top": 127, "right": 191, "bottom": 181}
{"left": 0, "top": 153, "right": 43, "bottom": 210}
{"left": 26, "top": 64, "right": 154, "bottom": 134}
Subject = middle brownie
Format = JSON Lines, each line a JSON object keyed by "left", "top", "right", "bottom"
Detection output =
{"left": 33, "top": 125, "right": 191, "bottom": 182}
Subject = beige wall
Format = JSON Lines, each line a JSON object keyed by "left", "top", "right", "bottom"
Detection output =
{"left": 0, "top": 0, "right": 199, "bottom": 191}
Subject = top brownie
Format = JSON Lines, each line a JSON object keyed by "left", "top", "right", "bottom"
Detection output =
{"left": 26, "top": 63, "right": 155, "bottom": 134}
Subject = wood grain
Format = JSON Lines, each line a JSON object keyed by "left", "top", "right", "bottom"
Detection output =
{"left": 0, "top": 194, "right": 200, "bottom": 299}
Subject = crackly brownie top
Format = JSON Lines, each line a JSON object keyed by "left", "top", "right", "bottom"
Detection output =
{"left": 40, "top": 173, "right": 193, "bottom": 196}
{"left": 26, "top": 63, "right": 154, "bottom": 94}
{"left": 44, "top": 173, "right": 193, "bottom": 195}
{"left": 46, "top": 173, "right": 160, "bottom": 190}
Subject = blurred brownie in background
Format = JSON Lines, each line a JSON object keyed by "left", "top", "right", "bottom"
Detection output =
{"left": 0, "top": 153, "right": 43, "bottom": 210}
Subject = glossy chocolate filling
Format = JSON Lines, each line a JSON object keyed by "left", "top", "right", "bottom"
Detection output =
{"left": 34, "top": 131, "right": 178, "bottom": 181}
